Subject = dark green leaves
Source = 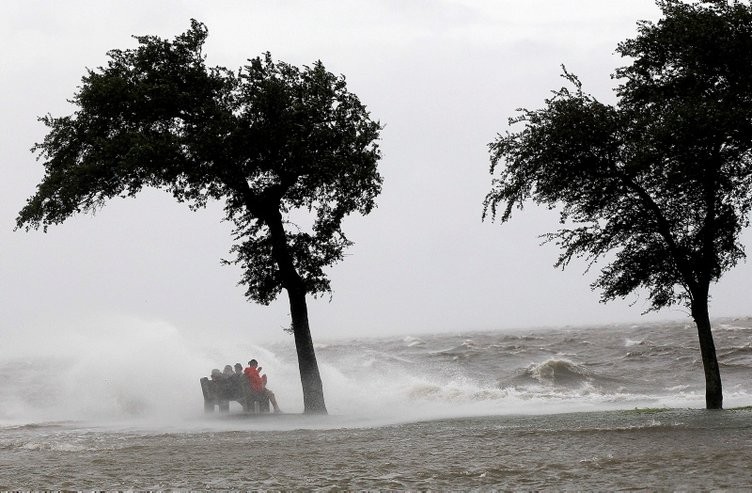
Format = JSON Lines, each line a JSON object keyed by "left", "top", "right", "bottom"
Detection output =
{"left": 17, "top": 20, "right": 382, "bottom": 305}
{"left": 486, "top": 1, "right": 752, "bottom": 311}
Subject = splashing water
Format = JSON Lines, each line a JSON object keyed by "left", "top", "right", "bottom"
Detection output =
{"left": 2, "top": 317, "right": 752, "bottom": 430}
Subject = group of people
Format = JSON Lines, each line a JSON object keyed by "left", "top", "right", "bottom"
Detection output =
{"left": 209, "top": 359, "right": 281, "bottom": 413}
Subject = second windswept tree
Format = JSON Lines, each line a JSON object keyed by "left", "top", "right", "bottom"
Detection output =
{"left": 485, "top": 0, "right": 752, "bottom": 409}
{"left": 16, "top": 21, "right": 383, "bottom": 414}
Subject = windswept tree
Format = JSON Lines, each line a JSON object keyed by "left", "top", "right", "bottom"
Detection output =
{"left": 484, "top": 0, "right": 752, "bottom": 409}
{"left": 16, "top": 21, "right": 383, "bottom": 414}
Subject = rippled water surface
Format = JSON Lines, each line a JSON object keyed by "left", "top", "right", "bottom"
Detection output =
{"left": 2, "top": 318, "right": 752, "bottom": 489}
{"left": 3, "top": 409, "right": 752, "bottom": 490}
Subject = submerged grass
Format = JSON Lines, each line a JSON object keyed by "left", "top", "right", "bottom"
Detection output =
{"left": 624, "top": 407, "right": 672, "bottom": 415}
{"left": 624, "top": 405, "right": 752, "bottom": 414}
{"left": 728, "top": 405, "right": 752, "bottom": 412}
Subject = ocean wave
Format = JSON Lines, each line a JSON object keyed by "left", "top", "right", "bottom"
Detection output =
{"left": 622, "top": 344, "right": 690, "bottom": 361}
{"left": 716, "top": 322, "right": 752, "bottom": 332}
{"left": 624, "top": 338, "right": 652, "bottom": 347}
{"left": 523, "top": 358, "right": 593, "bottom": 387}
{"left": 566, "top": 418, "right": 674, "bottom": 434}
{"left": 718, "top": 344, "right": 752, "bottom": 369}
{"left": 0, "top": 435, "right": 123, "bottom": 453}
{"left": 430, "top": 346, "right": 482, "bottom": 362}
{"left": 397, "top": 377, "right": 682, "bottom": 420}
{"left": 19, "top": 440, "right": 89, "bottom": 452}
{"left": 405, "top": 383, "right": 508, "bottom": 403}
{"left": 665, "top": 384, "right": 691, "bottom": 392}
{"left": 0, "top": 421, "right": 72, "bottom": 431}
{"left": 402, "top": 336, "right": 425, "bottom": 347}
{"left": 719, "top": 343, "right": 752, "bottom": 356}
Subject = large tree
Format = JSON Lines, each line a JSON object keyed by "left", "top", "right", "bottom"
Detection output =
{"left": 16, "top": 21, "right": 383, "bottom": 414}
{"left": 484, "top": 0, "right": 752, "bottom": 409}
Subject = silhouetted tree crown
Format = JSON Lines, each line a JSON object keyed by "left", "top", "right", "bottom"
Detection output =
{"left": 484, "top": 0, "right": 752, "bottom": 409}
{"left": 18, "top": 20, "right": 383, "bottom": 305}
{"left": 485, "top": 0, "right": 752, "bottom": 311}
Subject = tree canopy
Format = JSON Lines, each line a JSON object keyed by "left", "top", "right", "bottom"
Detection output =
{"left": 17, "top": 20, "right": 383, "bottom": 413}
{"left": 484, "top": 0, "right": 752, "bottom": 408}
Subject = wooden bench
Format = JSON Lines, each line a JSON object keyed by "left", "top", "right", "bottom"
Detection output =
{"left": 199, "top": 374, "right": 270, "bottom": 414}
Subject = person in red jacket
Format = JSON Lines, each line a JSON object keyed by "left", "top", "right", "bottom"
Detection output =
{"left": 244, "top": 359, "right": 281, "bottom": 413}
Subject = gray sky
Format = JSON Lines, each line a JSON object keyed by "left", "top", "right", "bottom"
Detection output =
{"left": 2, "top": 0, "right": 751, "bottom": 347}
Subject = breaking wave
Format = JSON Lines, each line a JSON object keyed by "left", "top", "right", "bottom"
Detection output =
{"left": 523, "top": 358, "right": 593, "bottom": 387}
{"left": 3, "top": 317, "right": 752, "bottom": 429}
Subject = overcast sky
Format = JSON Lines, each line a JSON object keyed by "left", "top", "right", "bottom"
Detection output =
{"left": 2, "top": 0, "right": 751, "bottom": 348}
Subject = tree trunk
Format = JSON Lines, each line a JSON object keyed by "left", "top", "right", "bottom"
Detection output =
{"left": 264, "top": 206, "right": 328, "bottom": 414}
{"left": 691, "top": 296, "right": 723, "bottom": 409}
{"left": 286, "top": 284, "right": 328, "bottom": 414}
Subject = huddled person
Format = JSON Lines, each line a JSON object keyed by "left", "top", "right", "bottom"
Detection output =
{"left": 206, "top": 359, "right": 282, "bottom": 413}
{"left": 244, "top": 359, "right": 282, "bottom": 413}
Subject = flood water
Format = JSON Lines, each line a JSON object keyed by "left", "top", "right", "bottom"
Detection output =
{"left": 2, "top": 318, "right": 752, "bottom": 489}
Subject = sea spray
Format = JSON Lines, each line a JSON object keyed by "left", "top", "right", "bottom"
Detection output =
{"left": 3, "top": 318, "right": 752, "bottom": 429}
{"left": 0, "top": 315, "right": 294, "bottom": 424}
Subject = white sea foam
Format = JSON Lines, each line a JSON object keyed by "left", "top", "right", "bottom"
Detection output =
{"left": 0, "top": 315, "right": 288, "bottom": 426}
{"left": 2, "top": 317, "right": 750, "bottom": 432}
{"left": 402, "top": 336, "right": 424, "bottom": 347}
{"left": 20, "top": 441, "right": 88, "bottom": 452}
